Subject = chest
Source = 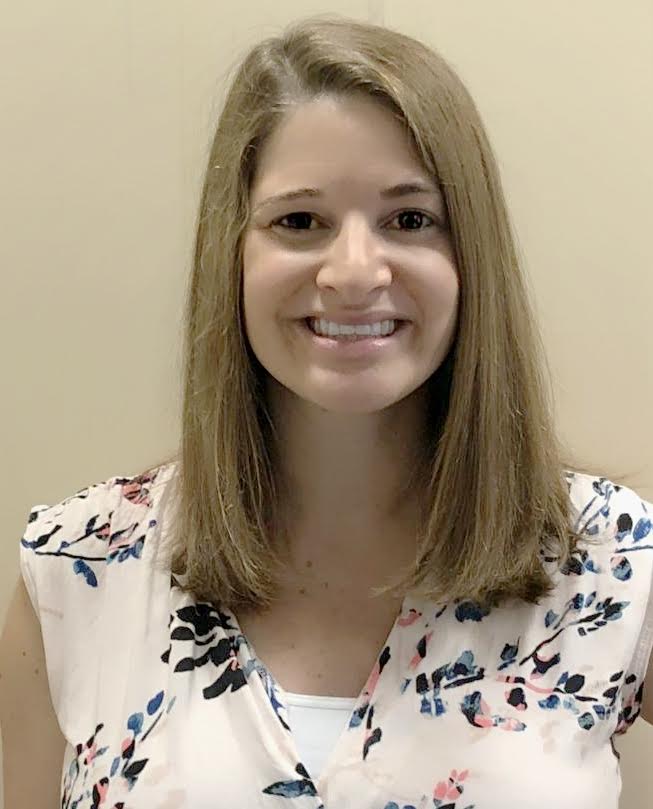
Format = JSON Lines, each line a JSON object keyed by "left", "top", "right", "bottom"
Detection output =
{"left": 236, "top": 596, "right": 404, "bottom": 698}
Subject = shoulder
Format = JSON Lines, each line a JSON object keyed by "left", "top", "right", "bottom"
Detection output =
{"left": 19, "top": 463, "right": 175, "bottom": 604}
{"left": 564, "top": 470, "right": 651, "bottom": 539}
{"left": 562, "top": 468, "right": 653, "bottom": 593}
{"left": 564, "top": 469, "right": 653, "bottom": 732}
{"left": 16, "top": 462, "right": 177, "bottom": 741}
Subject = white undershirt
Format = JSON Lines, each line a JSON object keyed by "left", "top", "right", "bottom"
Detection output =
{"left": 285, "top": 691, "right": 358, "bottom": 780}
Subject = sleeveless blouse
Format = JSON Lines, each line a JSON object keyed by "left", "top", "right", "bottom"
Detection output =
{"left": 18, "top": 461, "right": 653, "bottom": 808}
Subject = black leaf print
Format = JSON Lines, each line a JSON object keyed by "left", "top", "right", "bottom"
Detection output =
{"left": 171, "top": 626, "right": 196, "bottom": 641}
{"left": 123, "top": 759, "right": 149, "bottom": 779}
{"left": 177, "top": 603, "right": 222, "bottom": 636}
{"left": 507, "top": 687, "right": 527, "bottom": 709}
{"left": 174, "top": 656, "right": 195, "bottom": 673}
{"left": 91, "top": 777, "right": 110, "bottom": 809}
{"left": 203, "top": 663, "right": 247, "bottom": 699}
{"left": 563, "top": 673, "right": 585, "bottom": 694}
{"left": 165, "top": 602, "right": 249, "bottom": 701}
{"left": 362, "top": 726, "right": 382, "bottom": 760}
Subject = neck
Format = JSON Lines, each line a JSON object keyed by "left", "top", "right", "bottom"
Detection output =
{"left": 264, "top": 375, "right": 432, "bottom": 583}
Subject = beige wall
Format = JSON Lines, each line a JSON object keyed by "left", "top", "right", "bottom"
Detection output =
{"left": 1, "top": 1, "right": 652, "bottom": 806}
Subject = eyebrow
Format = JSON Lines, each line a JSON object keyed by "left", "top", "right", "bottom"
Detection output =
{"left": 252, "top": 181, "right": 440, "bottom": 214}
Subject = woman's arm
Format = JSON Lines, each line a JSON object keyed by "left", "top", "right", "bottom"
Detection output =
{"left": 0, "top": 577, "right": 68, "bottom": 808}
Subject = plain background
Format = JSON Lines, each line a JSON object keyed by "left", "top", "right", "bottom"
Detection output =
{"left": 1, "top": 1, "right": 652, "bottom": 806}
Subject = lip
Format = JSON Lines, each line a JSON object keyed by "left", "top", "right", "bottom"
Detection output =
{"left": 297, "top": 318, "right": 409, "bottom": 359}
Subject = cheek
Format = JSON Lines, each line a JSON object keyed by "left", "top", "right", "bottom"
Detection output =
{"left": 242, "top": 265, "right": 291, "bottom": 356}
{"left": 445, "top": 273, "right": 461, "bottom": 313}
{"left": 242, "top": 271, "right": 264, "bottom": 351}
{"left": 242, "top": 232, "right": 269, "bottom": 297}
{"left": 421, "top": 261, "right": 460, "bottom": 315}
{"left": 242, "top": 252, "right": 273, "bottom": 318}
{"left": 422, "top": 267, "right": 460, "bottom": 352}
{"left": 441, "top": 257, "right": 460, "bottom": 298}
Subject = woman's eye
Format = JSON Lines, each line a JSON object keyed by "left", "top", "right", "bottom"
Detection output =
{"left": 273, "top": 212, "right": 319, "bottom": 231}
{"left": 390, "top": 210, "right": 435, "bottom": 231}
{"left": 271, "top": 210, "right": 436, "bottom": 233}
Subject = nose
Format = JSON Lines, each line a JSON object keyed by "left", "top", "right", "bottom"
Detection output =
{"left": 315, "top": 214, "right": 392, "bottom": 297}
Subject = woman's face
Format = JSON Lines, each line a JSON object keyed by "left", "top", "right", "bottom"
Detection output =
{"left": 242, "top": 95, "right": 460, "bottom": 415}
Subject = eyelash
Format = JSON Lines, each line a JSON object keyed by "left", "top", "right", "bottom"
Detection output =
{"left": 270, "top": 209, "right": 437, "bottom": 235}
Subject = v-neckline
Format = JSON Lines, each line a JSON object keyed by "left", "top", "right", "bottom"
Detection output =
{"left": 227, "top": 593, "right": 412, "bottom": 787}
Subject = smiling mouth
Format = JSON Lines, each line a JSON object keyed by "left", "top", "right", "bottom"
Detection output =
{"left": 300, "top": 318, "right": 409, "bottom": 340}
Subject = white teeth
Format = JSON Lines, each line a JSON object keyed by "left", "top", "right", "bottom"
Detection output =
{"left": 310, "top": 318, "right": 397, "bottom": 337}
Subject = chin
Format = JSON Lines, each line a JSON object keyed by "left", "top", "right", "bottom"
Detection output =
{"left": 292, "top": 379, "right": 424, "bottom": 415}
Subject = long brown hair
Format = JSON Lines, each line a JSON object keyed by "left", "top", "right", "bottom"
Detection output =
{"left": 146, "top": 14, "right": 634, "bottom": 614}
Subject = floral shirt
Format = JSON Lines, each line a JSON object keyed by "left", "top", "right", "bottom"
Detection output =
{"left": 18, "top": 462, "right": 653, "bottom": 808}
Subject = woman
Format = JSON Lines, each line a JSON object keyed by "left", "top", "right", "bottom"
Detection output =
{"left": 2, "top": 14, "right": 652, "bottom": 809}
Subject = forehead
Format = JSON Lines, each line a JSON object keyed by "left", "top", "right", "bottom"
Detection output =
{"left": 250, "top": 96, "right": 428, "bottom": 194}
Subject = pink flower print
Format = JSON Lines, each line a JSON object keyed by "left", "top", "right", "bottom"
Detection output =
{"left": 398, "top": 607, "right": 422, "bottom": 627}
{"left": 91, "top": 775, "right": 110, "bottom": 806}
{"left": 473, "top": 696, "right": 495, "bottom": 729}
{"left": 433, "top": 768, "right": 469, "bottom": 802}
{"left": 121, "top": 734, "right": 135, "bottom": 757}
{"left": 120, "top": 474, "right": 155, "bottom": 508}
{"left": 462, "top": 690, "right": 526, "bottom": 731}
{"left": 409, "top": 630, "right": 434, "bottom": 671}
{"left": 84, "top": 740, "right": 99, "bottom": 766}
